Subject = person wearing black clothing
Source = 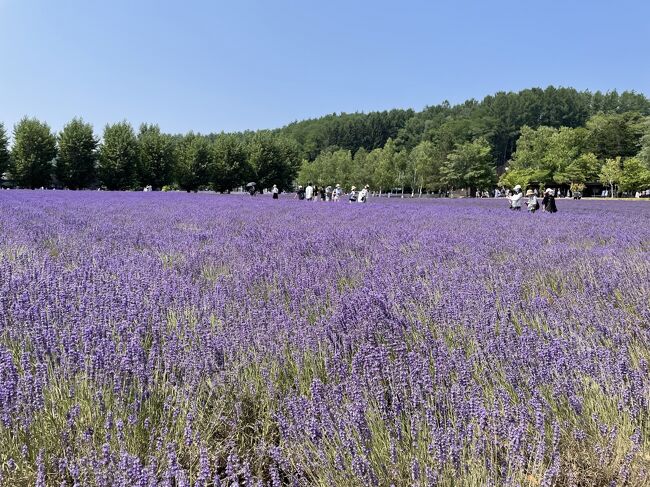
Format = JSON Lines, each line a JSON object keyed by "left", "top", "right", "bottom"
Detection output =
{"left": 296, "top": 186, "right": 305, "bottom": 200}
{"left": 542, "top": 188, "right": 558, "bottom": 213}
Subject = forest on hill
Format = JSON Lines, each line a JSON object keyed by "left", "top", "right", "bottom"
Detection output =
{"left": 2, "top": 86, "right": 650, "bottom": 195}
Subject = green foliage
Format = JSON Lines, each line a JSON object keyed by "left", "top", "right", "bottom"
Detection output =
{"left": 0, "top": 123, "right": 9, "bottom": 181}
{"left": 56, "top": 118, "right": 98, "bottom": 189}
{"left": 10, "top": 117, "right": 57, "bottom": 188}
{"left": 586, "top": 112, "right": 646, "bottom": 160}
{"left": 555, "top": 152, "right": 600, "bottom": 185}
{"left": 505, "top": 126, "right": 594, "bottom": 187}
{"left": 372, "top": 139, "right": 401, "bottom": 192}
{"left": 407, "top": 140, "right": 439, "bottom": 194}
{"left": 137, "top": 124, "right": 177, "bottom": 189}
{"left": 442, "top": 137, "right": 496, "bottom": 192}
{"left": 599, "top": 157, "right": 623, "bottom": 197}
{"left": 175, "top": 133, "right": 212, "bottom": 192}
{"left": 246, "top": 131, "right": 300, "bottom": 190}
{"left": 297, "top": 149, "right": 353, "bottom": 187}
{"left": 280, "top": 109, "right": 414, "bottom": 160}
{"left": 2, "top": 86, "right": 650, "bottom": 192}
{"left": 98, "top": 122, "right": 138, "bottom": 190}
{"left": 619, "top": 157, "right": 650, "bottom": 192}
{"left": 638, "top": 118, "right": 650, "bottom": 167}
{"left": 211, "top": 134, "right": 250, "bottom": 192}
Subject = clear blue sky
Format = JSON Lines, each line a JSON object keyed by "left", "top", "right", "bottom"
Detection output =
{"left": 1, "top": 0, "right": 649, "bottom": 136}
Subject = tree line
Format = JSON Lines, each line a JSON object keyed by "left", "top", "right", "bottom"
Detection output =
{"left": 0, "top": 120, "right": 301, "bottom": 191}
{"left": 1, "top": 86, "right": 650, "bottom": 194}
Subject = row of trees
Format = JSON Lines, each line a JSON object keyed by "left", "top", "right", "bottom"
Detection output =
{"left": 501, "top": 112, "right": 650, "bottom": 194}
{"left": 297, "top": 137, "right": 497, "bottom": 196}
{"left": 0, "top": 119, "right": 301, "bottom": 191}
{"left": 280, "top": 87, "right": 650, "bottom": 165}
{"left": 298, "top": 111, "right": 650, "bottom": 195}
{"left": 1, "top": 86, "right": 649, "bottom": 193}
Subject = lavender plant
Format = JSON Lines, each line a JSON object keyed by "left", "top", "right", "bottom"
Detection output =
{"left": 0, "top": 191, "right": 649, "bottom": 486}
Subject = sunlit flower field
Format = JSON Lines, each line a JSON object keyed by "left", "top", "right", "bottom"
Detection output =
{"left": 1, "top": 191, "right": 649, "bottom": 486}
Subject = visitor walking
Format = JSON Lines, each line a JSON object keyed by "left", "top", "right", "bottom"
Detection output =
{"left": 272, "top": 185, "right": 279, "bottom": 199}
{"left": 542, "top": 188, "right": 558, "bottom": 213}
{"left": 305, "top": 183, "right": 314, "bottom": 201}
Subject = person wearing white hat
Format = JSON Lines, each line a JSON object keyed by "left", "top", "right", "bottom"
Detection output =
{"left": 333, "top": 184, "right": 342, "bottom": 202}
{"left": 357, "top": 185, "right": 369, "bottom": 203}
{"left": 349, "top": 186, "right": 358, "bottom": 203}
{"left": 508, "top": 185, "right": 523, "bottom": 210}
{"left": 542, "top": 188, "right": 558, "bottom": 213}
{"left": 525, "top": 189, "right": 539, "bottom": 213}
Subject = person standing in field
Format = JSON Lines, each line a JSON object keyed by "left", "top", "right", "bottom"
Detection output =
{"left": 333, "top": 184, "right": 342, "bottom": 202}
{"left": 349, "top": 186, "right": 358, "bottom": 203}
{"left": 358, "top": 185, "right": 369, "bottom": 203}
{"left": 525, "top": 189, "right": 538, "bottom": 213}
{"left": 325, "top": 185, "right": 333, "bottom": 201}
{"left": 272, "top": 185, "right": 279, "bottom": 199}
{"left": 542, "top": 188, "right": 558, "bottom": 213}
{"left": 508, "top": 185, "right": 523, "bottom": 210}
{"left": 305, "top": 183, "right": 314, "bottom": 201}
{"left": 296, "top": 185, "right": 305, "bottom": 200}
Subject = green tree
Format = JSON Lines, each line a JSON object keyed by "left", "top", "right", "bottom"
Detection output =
{"left": 297, "top": 149, "right": 354, "bottom": 187}
{"left": 407, "top": 140, "right": 439, "bottom": 196}
{"left": 211, "top": 134, "right": 249, "bottom": 192}
{"left": 56, "top": 118, "right": 98, "bottom": 189}
{"left": 504, "top": 125, "right": 589, "bottom": 187}
{"left": 619, "top": 157, "right": 650, "bottom": 193}
{"left": 639, "top": 118, "right": 650, "bottom": 167}
{"left": 586, "top": 112, "right": 645, "bottom": 160}
{"left": 98, "top": 122, "right": 138, "bottom": 190}
{"left": 137, "top": 124, "right": 176, "bottom": 189}
{"left": 11, "top": 117, "right": 57, "bottom": 188}
{"left": 599, "top": 157, "right": 623, "bottom": 197}
{"left": 350, "top": 147, "right": 372, "bottom": 189}
{"left": 175, "top": 134, "right": 211, "bottom": 192}
{"left": 247, "top": 131, "right": 300, "bottom": 190}
{"left": 554, "top": 152, "right": 601, "bottom": 186}
{"left": 0, "top": 123, "right": 9, "bottom": 182}
{"left": 442, "top": 137, "right": 496, "bottom": 194}
{"left": 371, "top": 139, "right": 400, "bottom": 195}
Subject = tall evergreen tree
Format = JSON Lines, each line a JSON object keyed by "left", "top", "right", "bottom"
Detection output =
{"left": 11, "top": 117, "right": 57, "bottom": 188}
{"left": 98, "top": 122, "right": 138, "bottom": 190}
{"left": 56, "top": 118, "right": 98, "bottom": 189}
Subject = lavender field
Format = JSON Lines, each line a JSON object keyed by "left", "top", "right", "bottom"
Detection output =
{"left": 1, "top": 191, "right": 649, "bottom": 486}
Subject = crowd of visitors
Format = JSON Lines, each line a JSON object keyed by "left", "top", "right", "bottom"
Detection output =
{"left": 506, "top": 185, "right": 557, "bottom": 213}
{"left": 294, "top": 183, "right": 370, "bottom": 203}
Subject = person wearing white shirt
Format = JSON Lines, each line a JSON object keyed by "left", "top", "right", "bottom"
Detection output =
{"left": 525, "top": 189, "right": 538, "bottom": 212}
{"left": 357, "top": 185, "right": 369, "bottom": 203}
{"left": 305, "top": 183, "right": 314, "bottom": 201}
{"left": 508, "top": 185, "right": 523, "bottom": 210}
